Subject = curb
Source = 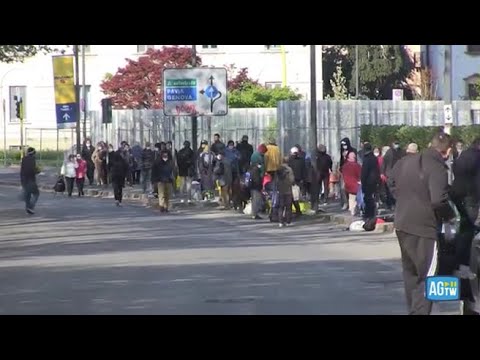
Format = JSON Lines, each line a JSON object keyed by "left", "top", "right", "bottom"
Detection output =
{"left": 0, "top": 180, "right": 395, "bottom": 232}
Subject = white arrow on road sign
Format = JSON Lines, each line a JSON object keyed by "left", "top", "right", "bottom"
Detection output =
{"left": 63, "top": 113, "right": 70, "bottom": 121}
{"left": 444, "top": 104, "right": 453, "bottom": 125}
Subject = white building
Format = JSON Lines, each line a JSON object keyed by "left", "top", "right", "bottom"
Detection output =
{"left": 421, "top": 45, "right": 480, "bottom": 100}
{"left": 0, "top": 45, "right": 323, "bottom": 150}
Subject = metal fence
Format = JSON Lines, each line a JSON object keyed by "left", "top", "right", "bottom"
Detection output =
{"left": 25, "top": 128, "right": 76, "bottom": 152}
{"left": 85, "top": 101, "right": 480, "bottom": 164}
{"left": 278, "top": 100, "right": 480, "bottom": 163}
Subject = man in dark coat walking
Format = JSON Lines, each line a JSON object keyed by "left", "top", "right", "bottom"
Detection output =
{"left": 361, "top": 143, "right": 381, "bottom": 220}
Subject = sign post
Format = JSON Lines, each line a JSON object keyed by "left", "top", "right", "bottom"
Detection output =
{"left": 392, "top": 89, "right": 404, "bottom": 101}
{"left": 163, "top": 68, "right": 228, "bottom": 117}
{"left": 52, "top": 56, "right": 77, "bottom": 132}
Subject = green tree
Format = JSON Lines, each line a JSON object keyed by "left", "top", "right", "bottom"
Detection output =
{"left": 227, "top": 65, "right": 302, "bottom": 108}
{"left": 327, "top": 66, "right": 350, "bottom": 100}
{"left": 323, "top": 45, "right": 415, "bottom": 100}
{"left": 0, "top": 45, "right": 53, "bottom": 63}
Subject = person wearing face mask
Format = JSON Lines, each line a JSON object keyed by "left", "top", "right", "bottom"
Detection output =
{"left": 453, "top": 140, "right": 464, "bottom": 161}
{"left": 360, "top": 143, "right": 381, "bottom": 220}
{"left": 380, "top": 140, "right": 406, "bottom": 210}
{"left": 390, "top": 133, "right": 456, "bottom": 315}
{"left": 61, "top": 154, "right": 77, "bottom": 197}
{"left": 75, "top": 154, "right": 87, "bottom": 197}
{"left": 225, "top": 140, "right": 241, "bottom": 210}
{"left": 92, "top": 143, "right": 106, "bottom": 186}
{"left": 141, "top": 142, "right": 155, "bottom": 194}
{"left": 198, "top": 140, "right": 215, "bottom": 200}
{"left": 82, "top": 138, "right": 95, "bottom": 186}
{"left": 339, "top": 137, "right": 357, "bottom": 168}
{"left": 213, "top": 152, "right": 233, "bottom": 210}
{"left": 108, "top": 146, "right": 129, "bottom": 207}
{"left": 152, "top": 150, "right": 174, "bottom": 212}
{"left": 288, "top": 146, "right": 306, "bottom": 215}
{"left": 236, "top": 135, "right": 254, "bottom": 174}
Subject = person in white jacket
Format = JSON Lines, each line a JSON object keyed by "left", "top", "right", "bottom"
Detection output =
{"left": 61, "top": 154, "right": 77, "bottom": 197}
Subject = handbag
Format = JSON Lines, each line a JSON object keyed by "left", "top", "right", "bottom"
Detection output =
{"left": 292, "top": 184, "right": 300, "bottom": 201}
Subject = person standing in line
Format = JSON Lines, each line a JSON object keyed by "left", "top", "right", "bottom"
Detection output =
{"left": 225, "top": 140, "right": 241, "bottom": 210}
{"left": 177, "top": 141, "right": 195, "bottom": 202}
{"left": 390, "top": 133, "right": 455, "bottom": 315}
{"left": 131, "top": 142, "right": 143, "bottom": 185}
{"left": 211, "top": 133, "right": 225, "bottom": 156}
{"left": 75, "top": 153, "right": 87, "bottom": 197}
{"left": 213, "top": 151, "right": 233, "bottom": 210}
{"left": 360, "top": 143, "right": 380, "bottom": 220}
{"left": 340, "top": 152, "right": 362, "bottom": 216}
{"left": 288, "top": 146, "right": 306, "bottom": 216}
{"left": 311, "top": 144, "right": 333, "bottom": 210}
{"left": 249, "top": 161, "right": 264, "bottom": 220}
{"left": 109, "top": 146, "right": 129, "bottom": 207}
{"left": 381, "top": 139, "right": 406, "bottom": 210}
{"left": 276, "top": 157, "right": 295, "bottom": 227}
{"left": 265, "top": 138, "right": 281, "bottom": 179}
{"left": 236, "top": 135, "right": 254, "bottom": 174}
{"left": 141, "top": 142, "right": 155, "bottom": 194}
{"left": 20, "top": 147, "right": 40, "bottom": 215}
{"left": 82, "top": 138, "right": 95, "bottom": 186}
{"left": 61, "top": 154, "right": 77, "bottom": 197}
{"left": 152, "top": 150, "right": 174, "bottom": 213}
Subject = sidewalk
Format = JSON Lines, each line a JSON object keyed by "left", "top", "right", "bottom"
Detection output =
{"left": 0, "top": 167, "right": 394, "bottom": 232}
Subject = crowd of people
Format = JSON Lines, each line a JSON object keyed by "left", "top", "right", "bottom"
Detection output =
{"left": 19, "top": 128, "right": 478, "bottom": 315}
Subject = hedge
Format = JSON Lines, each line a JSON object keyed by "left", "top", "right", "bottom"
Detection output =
{"left": 0, "top": 150, "right": 64, "bottom": 167}
{"left": 360, "top": 125, "right": 480, "bottom": 150}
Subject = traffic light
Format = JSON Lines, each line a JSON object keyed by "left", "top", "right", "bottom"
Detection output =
{"left": 101, "top": 98, "right": 112, "bottom": 124}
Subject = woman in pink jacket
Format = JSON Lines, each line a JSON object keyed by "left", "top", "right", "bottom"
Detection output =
{"left": 75, "top": 154, "right": 87, "bottom": 197}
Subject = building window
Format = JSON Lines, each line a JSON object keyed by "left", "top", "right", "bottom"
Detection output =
{"left": 9, "top": 86, "right": 27, "bottom": 122}
{"left": 466, "top": 45, "right": 480, "bottom": 54}
{"left": 201, "top": 45, "right": 218, "bottom": 49}
{"left": 465, "top": 74, "right": 480, "bottom": 99}
{"left": 265, "top": 82, "right": 282, "bottom": 89}
{"left": 265, "top": 45, "right": 281, "bottom": 50}
{"left": 137, "top": 45, "right": 154, "bottom": 53}
{"left": 80, "top": 85, "right": 92, "bottom": 113}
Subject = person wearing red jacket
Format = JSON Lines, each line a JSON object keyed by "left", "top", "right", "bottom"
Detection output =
{"left": 341, "top": 152, "right": 362, "bottom": 215}
{"left": 75, "top": 154, "right": 87, "bottom": 197}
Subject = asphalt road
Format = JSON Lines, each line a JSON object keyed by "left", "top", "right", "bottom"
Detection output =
{"left": 0, "top": 184, "right": 406, "bottom": 315}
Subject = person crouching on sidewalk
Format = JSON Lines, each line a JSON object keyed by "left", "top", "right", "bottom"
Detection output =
{"left": 277, "top": 157, "right": 295, "bottom": 227}
{"left": 152, "top": 150, "right": 174, "bottom": 213}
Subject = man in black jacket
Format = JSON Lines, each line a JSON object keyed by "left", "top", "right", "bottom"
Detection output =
{"left": 177, "top": 141, "right": 195, "bottom": 202}
{"left": 211, "top": 133, "right": 225, "bottom": 156}
{"left": 288, "top": 146, "right": 306, "bottom": 215}
{"left": 81, "top": 138, "right": 95, "bottom": 186}
{"left": 152, "top": 150, "right": 174, "bottom": 213}
{"left": 381, "top": 140, "right": 406, "bottom": 210}
{"left": 108, "top": 147, "right": 129, "bottom": 207}
{"left": 236, "top": 135, "right": 254, "bottom": 174}
{"left": 20, "top": 147, "right": 40, "bottom": 214}
{"left": 450, "top": 138, "right": 480, "bottom": 280}
{"left": 141, "top": 142, "right": 155, "bottom": 194}
{"left": 311, "top": 144, "right": 333, "bottom": 211}
{"left": 361, "top": 143, "right": 380, "bottom": 220}
{"left": 391, "top": 133, "right": 455, "bottom": 315}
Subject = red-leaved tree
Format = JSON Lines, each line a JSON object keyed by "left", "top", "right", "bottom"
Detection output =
{"left": 225, "top": 64, "right": 260, "bottom": 91}
{"left": 101, "top": 46, "right": 202, "bottom": 109}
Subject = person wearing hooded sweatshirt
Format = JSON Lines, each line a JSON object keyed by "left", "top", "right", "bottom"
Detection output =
{"left": 236, "top": 135, "right": 254, "bottom": 174}
{"left": 361, "top": 143, "right": 381, "bottom": 220}
{"left": 20, "top": 147, "right": 40, "bottom": 215}
{"left": 341, "top": 152, "right": 362, "bottom": 216}
{"left": 340, "top": 137, "right": 357, "bottom": 168}
{"left": 277, "top": 157, "right": 295, "bottom": 227}
{"left": 265, "top": 138, "right": 281, "bottom": 177}
{"left": 288, "top": 146, "right": 306, "bottom": 215}
{"left": 381, "top": 140, "right": 406, "bottom": 210}
{"left": 81, "top": 138, "right": 95, "bottom": 186}
{"left": 251, "top": 144, "right": 268, "bottom": 178}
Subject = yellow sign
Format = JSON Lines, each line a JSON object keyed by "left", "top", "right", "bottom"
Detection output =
{"left": 52, "top": 56, "right": 75, "bottom": 104}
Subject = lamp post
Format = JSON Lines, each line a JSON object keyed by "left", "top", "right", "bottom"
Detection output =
{"left": 355, "top": 45, "right": 360, "bottom": 98}
{"left": 73, "top": 45, "right": 81, "bottom": 154}
{"left": 191, "top": 45, "right": 198, "bottom": 158}
{"left": 310, "top": 45, "right": 318, "bottom": 154}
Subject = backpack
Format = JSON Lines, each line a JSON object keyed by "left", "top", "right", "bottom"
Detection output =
{"left": 53, "top": 176, "right": 66, "bottom": 193}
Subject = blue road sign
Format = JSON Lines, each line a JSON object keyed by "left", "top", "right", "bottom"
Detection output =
{"left": 55, "top": 103, "right": 77, "bottom": 129}
{"left": 204, "top": 85, "right": 219, "bottom": 99}
{"left": 165, "top": 87, "right": 197, "bottom": 101}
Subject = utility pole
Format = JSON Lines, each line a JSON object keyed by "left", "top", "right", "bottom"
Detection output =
{"left": 82, "top": 45, "right": 87, "bottom": 140}
{"left": 74, "top": 45, "right": 81, "bottom": 154}
{"left": 310, "top": 45, "right": 318, "bottom": 153}
{"left": 355, "top": 45, "right": 360, "bottom": 98}
{"left": 443, "top": 45, "right": 454, "bottom": 185}
{"left": 191, "top": 45, "right": 198, "bottom": 157}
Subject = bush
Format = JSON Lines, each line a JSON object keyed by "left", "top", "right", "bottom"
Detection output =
{"left": 360, "top": 125, "right": 480, "bottom": 150}
{"left": 0, "top": 150, "right": 64, "bottom": 167}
